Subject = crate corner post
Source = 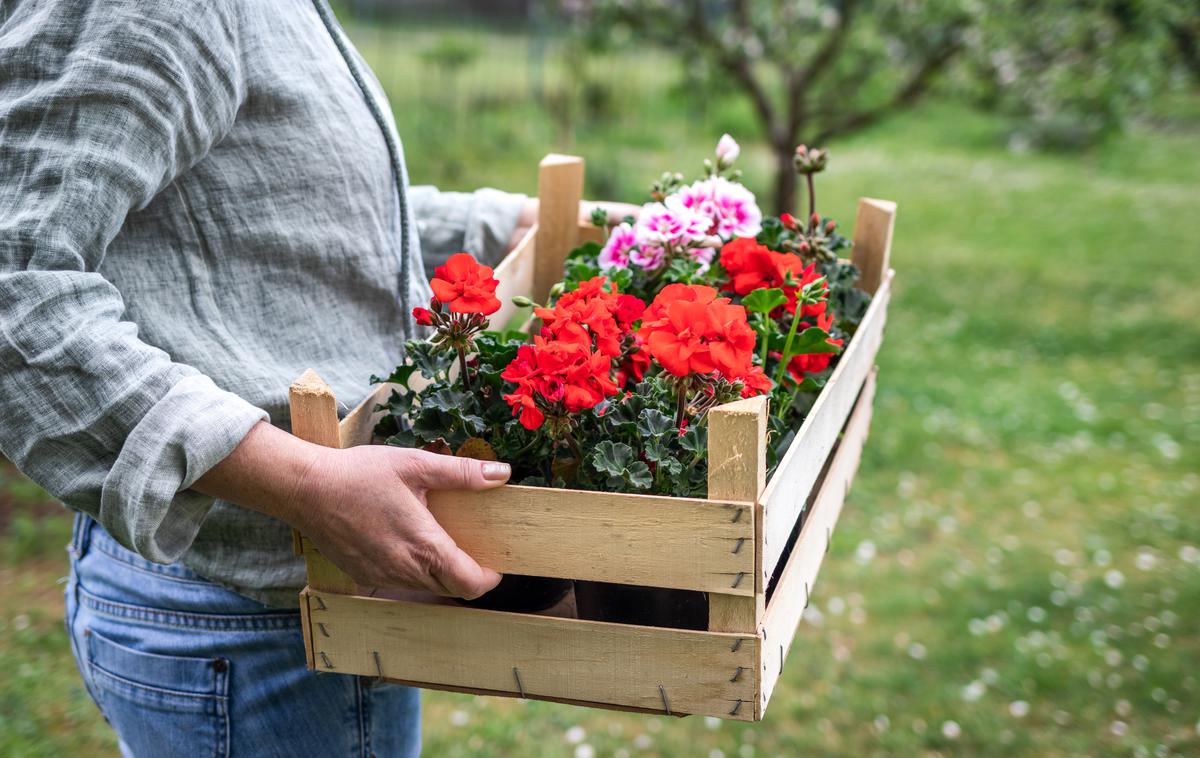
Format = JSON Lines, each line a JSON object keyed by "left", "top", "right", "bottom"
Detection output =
{"left": 288, "top": 369, "right": 358, "bottom": 595}
{"left": 534, "top": 153, "right": 585, "bottom": 301}
{"left": 851, "top": 197, "right": 897, "bottom": 295}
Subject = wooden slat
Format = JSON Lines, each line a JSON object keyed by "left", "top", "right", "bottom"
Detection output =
{"left": 289, "top": 369, "right": 341, "bottom": 448}
{"left": 422, "top": 486, "right": 755, "bottom": 595}
{"left": 491, "top": 224, "right": 538, "bottom": 326}
{"left": 299, "top": 590, "right": 316, "bottom": 670}
{"left": 760, "top": 368, "right": 877, "bottom": 709}
{"left": 760, "top": 270, "right": 892, "bottom": 581}
{"left": 578, "top": 221, "right": 604, "bottom": 245}
{"left": 304, "top": 550, "right": 359, "bottom": 595}
{"left": 706, "top": 395, "right": 767, "bottom": 635}
{"left": 534, "top": 154, "right": 584, "bottom": 300}
{"left": 338, "top": 381, "right": 395, "bottom": 449}
{"left": 289, "top": 369, "right": 342, "bottom": 556}
{"left": 304, "top": 589, "right": 759, "bottom": 721}
{"left": 851, "top": 198, "right": 897, "bottom": 295}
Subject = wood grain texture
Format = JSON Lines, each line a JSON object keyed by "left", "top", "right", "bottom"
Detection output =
{"left": 760, "top": 368, "right": 877, "bottom": 710}
{"left": 289, "top": 369, "right": 341, "bottom": 448}
{"left": 706, "top": 395, "right": 768, "bottom": 636}
{"left": 289, "top": 369, "right": 342, "bottom": 558}
{"left": 304, "top": 588, "right": 760, "bottom": 720}
{"left": 491, "top": 224, "right": 538, "bottom": 328}
{"left": 534, "top": 154, "right": 584, "bottom": 300}
{"left": 338, "top": 381, "right": 396, "bottom": 449}
{"left": 423, "top": 486, "right": 756, "bottom": 595}
{"left": 851, "top": 198, "right": 897, "bottom": 295}
{"left": 304, "top": 550, "right": 359, "bottom": 595}
{"left": 577, "top": 221, "right": 605, "bottom": 246}
{"left": 760, "top": 271, "right": 891, "bottom": 582}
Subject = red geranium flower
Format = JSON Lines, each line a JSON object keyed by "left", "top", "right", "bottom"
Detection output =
{"left": 501, "top": 336, "right": 619, "bottom": 430}
{"left": 430, "top": 253, "right": 502, "bottom": 315}
{"left": 719, "top": 238, "right": 827, "bottom": 316}
{"left": 639, "top": 284, "right": 757, "bottom": 382}
{"left": 737, "top": 364, "right": 773, "bottom": 397}
{"left": 535, "top": 276, "right": 644, "bottom": 358}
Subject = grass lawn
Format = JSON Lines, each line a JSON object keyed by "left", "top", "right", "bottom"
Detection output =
{"left": 2, "top": 17, "right": 1198, "bottom": 757}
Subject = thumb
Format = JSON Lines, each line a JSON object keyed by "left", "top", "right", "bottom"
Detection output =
{"left": 433, "top": 544, "right": 503, "bottom": 600}
{"left": 397, "top": 449, "right": 511, "bottom": 492}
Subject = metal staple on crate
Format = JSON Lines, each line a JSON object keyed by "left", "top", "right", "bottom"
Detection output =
{"left": 373, "top": 651, "right": 384, "bottom": 683}
{"left": 730, "top": 571, "right": 746, "bottom": 589}
{"left": 804, "top": 582, "right": 810, "bottom": 609}
{"left": 730, "top": 666, "right": 744, "bottom": 683}
{"left": 512, "top": 668, "right": 526, "bottom": 699}
{"left": 730, "top": 506, "right": 745, "bottom": 524}
{"left": 313, "top": 595, "right": 327, "bottom": 611}
{"left": 319, "top": 651, "right": 334, "bottom": 669}
{"left": 658, "top": 685, "right": 671, "bottom": 716}
{"left": 730, "top": 638, "right": 743, "bottom": 653}
{"left": 317, "top": 622, "right": 330, "bottom": 638}
{"left": 731, "top": 537, "right": 746, "bottom": 554}
{"left": 826, "top": 526, "right": 832, "bottom": 554}
{"left": 729, "top": 699, "right": 743, "bottom": 716}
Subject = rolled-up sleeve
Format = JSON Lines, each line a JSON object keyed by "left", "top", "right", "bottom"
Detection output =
{"left": 0, "top": 0, "right": 267, "bottom": 562}
{"left": 409, "top": 186, "right": 527, "bottom": 270}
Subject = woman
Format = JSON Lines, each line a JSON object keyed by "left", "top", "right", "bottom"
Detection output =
{"left": 0, "top": 1, "right": 594, "bottom": 754}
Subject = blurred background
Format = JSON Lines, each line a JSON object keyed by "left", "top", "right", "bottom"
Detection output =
{"left": 3, "top": 1, "right": 1198, "bottom": 755}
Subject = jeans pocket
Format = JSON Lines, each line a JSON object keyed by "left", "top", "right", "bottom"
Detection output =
{"left": 86, "top": 630, "right": 230, "bottom": 758}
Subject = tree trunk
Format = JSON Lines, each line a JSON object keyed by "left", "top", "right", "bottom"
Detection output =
{"left": 770, "top": 141, "right": 798, "bottom": 216}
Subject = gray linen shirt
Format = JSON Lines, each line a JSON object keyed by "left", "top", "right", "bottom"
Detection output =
{"left": 0, "top": 0, "right": 526, "bottom": 607}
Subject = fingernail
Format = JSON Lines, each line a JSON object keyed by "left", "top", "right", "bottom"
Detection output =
{"left": 482, "top": 462, "right": 511, "bottom": 482}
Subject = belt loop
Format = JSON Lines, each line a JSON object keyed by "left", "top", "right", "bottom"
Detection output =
{"left": 70, "top": 512, "right": 97, "bottom": 559}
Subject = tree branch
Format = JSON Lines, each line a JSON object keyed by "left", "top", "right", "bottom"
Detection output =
{"left": 811, "top": 37, "right": 963, "bottom": 144}
{"left": 685, "top": 0, "right": 783, "bottom": 144}
{"left": 784, "top": 0, "right": 857, "bottom": 145}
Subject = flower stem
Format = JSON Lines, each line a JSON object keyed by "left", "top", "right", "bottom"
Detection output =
{"left": 806, "top": 174, "right": 817, "bottom": 233}
{"left": 773, "top": 311, "right": 804, "bottom": 387}
{"left": 456, "top": 346, "right": 472, "bottom": 392}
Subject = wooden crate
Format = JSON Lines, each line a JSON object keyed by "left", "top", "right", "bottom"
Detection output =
{"left": 288, "top": 154, "right": 895, "bottom": 721}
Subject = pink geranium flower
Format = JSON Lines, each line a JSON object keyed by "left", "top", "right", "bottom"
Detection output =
{"left": 673, "top": 177, "right": 762, "bottom": 239}
{"left": 598, "top": 222, "right": 638, "bottom": 270}
{"left": 635, "top": 197, "right": 710, "bottom": 249}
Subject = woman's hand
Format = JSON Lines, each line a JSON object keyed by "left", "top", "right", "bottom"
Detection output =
{"left": 195, "top": 423, "right": 505, "bottom": 599}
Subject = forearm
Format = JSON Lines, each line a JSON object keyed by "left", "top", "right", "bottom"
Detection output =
{"left": 192, "top": 421, "right": 322, "bottom": 530}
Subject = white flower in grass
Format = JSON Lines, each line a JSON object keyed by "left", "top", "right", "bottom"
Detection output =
{"left": 565, "top": 725, "right": 586, "bottom": 744}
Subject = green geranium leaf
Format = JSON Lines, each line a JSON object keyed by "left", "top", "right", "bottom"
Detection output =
{"left": 370, "top": 364, "right": 417, "bottom": 388}
{"left": 788, "top": 327, "right": 842, "bottom": 355}
{"left": 590, "top": 440, "right": 635, "bottom": 477}
{"left": 637, "top": 408, "right": 675, "bottom": 437}
{"left": 742, "top": 287, "right": 788, "bottom": 314}
{"left": 407, "top": 341, "right": 455, "bottom": 379}
{"left": 625, "top": 461, "right": 653, "bottom": 489}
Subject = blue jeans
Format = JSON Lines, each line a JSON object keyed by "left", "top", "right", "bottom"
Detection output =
{"left": 64, "top": 514, "right": 421, "bottom": 757}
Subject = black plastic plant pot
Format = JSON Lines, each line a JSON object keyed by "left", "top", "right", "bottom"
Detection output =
{"left": 457, "top": 574, "right": 573, "bottom": 614}
{"left": 573, "top": 580, "right": 709, "bottom": 631}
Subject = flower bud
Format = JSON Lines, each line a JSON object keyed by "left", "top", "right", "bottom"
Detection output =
{"left": 511, "top": 295, "right": 536, "bottom": 308}
{"left": 780, "top": 212, "right": 799, "bottom": 231}
{"left": 715, "top": 133, "right": 740, "bottom": 166}
{"left": 825, "top": 219, "right": 837, "bottom": 234}
{"left": 412, "top": 306, "right": 435, "bottom": 326}
{"left": 810, "top": 211, "right": 821, "bottom": 228}
{"left": 793, "top": 145, "right": 829, "bottom": 175}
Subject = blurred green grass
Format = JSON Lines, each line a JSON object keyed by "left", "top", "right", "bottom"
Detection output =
{"left": 3, "top": 19, "right": 1199, "bottom": 758}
